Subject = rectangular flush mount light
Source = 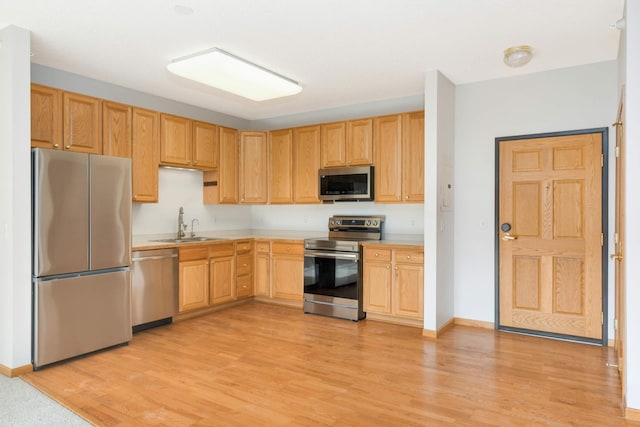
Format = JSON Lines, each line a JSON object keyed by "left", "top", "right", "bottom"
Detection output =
{"left": 167, "top": 47, "right": 302, "bottom": 101}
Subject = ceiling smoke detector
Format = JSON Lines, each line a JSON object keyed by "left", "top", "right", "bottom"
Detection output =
{"left": 503, "top": 45, "right": 533, "bottom": 67}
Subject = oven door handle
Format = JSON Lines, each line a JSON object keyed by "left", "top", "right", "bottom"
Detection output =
{"left": 304, "top": 250, "right": 359, "bottom": 261}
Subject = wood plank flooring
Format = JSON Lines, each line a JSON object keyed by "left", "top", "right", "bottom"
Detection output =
{"left": 22, "top": 302, "right": 633, "bottom": 426}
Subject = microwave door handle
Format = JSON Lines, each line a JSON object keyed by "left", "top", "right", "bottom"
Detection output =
{"left": 304, "top": 250, "right": 359, "bottom": 261}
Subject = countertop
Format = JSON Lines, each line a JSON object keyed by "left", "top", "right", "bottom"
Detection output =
{"left": 132, "top": 229, "right": 423, "bottom": 250}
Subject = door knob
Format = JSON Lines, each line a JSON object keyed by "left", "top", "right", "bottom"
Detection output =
{"left": 500, "top": 223, "right": 517, "bottom": 240}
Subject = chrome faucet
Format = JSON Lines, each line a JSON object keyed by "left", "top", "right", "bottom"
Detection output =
{"left": 177, "top": 207, "right": 187, "bottom": 239}
{"left": 190, "top": 218, "right": 199, "bottom": 238}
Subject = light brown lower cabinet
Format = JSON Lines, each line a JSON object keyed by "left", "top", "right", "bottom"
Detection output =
{"left": 177, "top": 239, "right": 305, "bottom": 312}
{"left": 209, "top": 243, "right": 235, "bottom": 305}
{"left": 254, "top": 240, "right": 271, "bottom": 297}
{"left": 363, "top": 245, "right": 424, "bottom": 321}
{"left": 271, "top": 241, "right": 304, "bottom": 301}
{"left": 235, "top": 240, "right": 253, "bottom": 299}
{"left": 178, "top": 247, "right": 210, "bottom": 313}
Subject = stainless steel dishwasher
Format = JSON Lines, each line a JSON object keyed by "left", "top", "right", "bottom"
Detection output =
{"left": 131, "top": 248, "right": 178, "bottom": 332}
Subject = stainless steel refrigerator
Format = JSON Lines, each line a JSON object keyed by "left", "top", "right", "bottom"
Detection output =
{"left": 32, "top": 148, "right": 132, "bottom": 369}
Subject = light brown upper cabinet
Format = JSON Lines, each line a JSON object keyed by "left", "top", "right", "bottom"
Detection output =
{"left": 401, "top": 111, "right": 425, "bottom": 202}
{"left": 31, "top": 84, "right": 62, "bottom": 150}
{"left": 320, "top": 122, "right": 346, "bottom": 167}
{"left": 346, "top": 118, "right": 373, "bottom": 166}
{"left": 160, "top": 114, "right": 192, "bottom": 167}
{"left": 193, "top": 121, "right": 218, "bottom": 169}
{"left": 293, "top": 125, "right": 321, "bottom": 204}
{"left": 239, "top": 131, "right": 268, "bottom": 204}
{"left": 102, "top": 101, "right": 132, "bottom": 158}
{"left": 218, "top": 126, "right": 239, "bottom": 204}
{"left": 268, "top": 129, "right": 294, "bottom": 204}
{"left": 320, "top": 119, "right": 373, "bottom": 167}
{"left": 131, "top": 108, "right": 160, "bottom": 203}
{"left": 374, "top": 111, "right": 424, "bottom": 203}
{"left": 63, "top": 92, "right": 102, "bottom": 154}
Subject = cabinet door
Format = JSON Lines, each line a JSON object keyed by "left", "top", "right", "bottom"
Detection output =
{"left": 31, "top": 84, "right": 62, "bottom": 149}
{"left": 374, "top": 114, "right": 403, "bottom": 202}
{"left": 268, "top": 129, "right": 293, "bottom": 204}
{"left": 271, "top": 254, "right": 303, "bottom": 301}
{"left": 402, "top": 111, "right": 425, "bottom": 202}
{"left": 320, "top": 122, "right": 346, "bottom": 168}
{"left": 210, "top": 255, "right": 235, "bottom": 304}
{"left": 193, "top": 121, "right": 218, "bottom": 169}
{"left": 393, "top": 263, "right": 424, "bottom": 319}
{"left": 292, "top": 125, "right": 321, "bottom": 204}
{"left": 179, "top": 259, "right": 209, "bottom": 312}
{"left": 255, "top": 252, "right": 271, "bottom": 297}
{"left": 239, "top": 131, "right": 268, "bottom": 204}
{"left": 218, "top": 126, "right": 239, "bottom": 204}
{"left": 346, "top": 118, "right": 373, "bottom": 165}
{"left": 160, "top": 114, "right": 192, "bottom": 166}
{"left": 363, "top": 261, "right": 392, "bottom": 314}
{"left": 132, "top": 108, "right": 159, "bottom": 203}
{"left": 102, "top": 101, "right": 132, "bottom": 158}
{"left": 63, "top": 92, "right": 102, "bottom": 154}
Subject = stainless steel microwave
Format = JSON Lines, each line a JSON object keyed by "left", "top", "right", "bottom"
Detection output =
{"left": 318, "top": 166, "right": 374, "bottom": 202}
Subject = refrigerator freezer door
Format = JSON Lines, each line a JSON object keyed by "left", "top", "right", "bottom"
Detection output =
{"left": 33, "top": 149, "right": 89, "bottom": 277}
{"left": 90, "top": 155, "right": 132, "bottom": 270}
{"left": 33, "top": 269, "right": 132, "bottom": 368}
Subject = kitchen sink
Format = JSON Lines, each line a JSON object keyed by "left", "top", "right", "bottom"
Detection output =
{"left": 151, "top": 236, "right": 223, "bottom": 243}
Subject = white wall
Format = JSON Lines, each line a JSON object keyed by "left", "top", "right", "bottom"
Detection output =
{"left": 453, "top": 61, "right": 618, "bottom": 331}
{"left": 132, "top": 166, "right": 424, "bottom": 236}
{"left": 424, "top": 71, "right": 456, "bottom": 332}
{"left": 0, "top": 25, "right": 31, "bottom": 370}
{"left": 250, "top": 204, "right": 423, "bottom": 235}
{"left": 132, "top": 168, "right": 251, "bottom": 235}
{"left": 622, "top": 0, "right": 640, "bottom": 412}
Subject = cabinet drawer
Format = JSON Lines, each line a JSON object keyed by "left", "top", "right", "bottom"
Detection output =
{"left": 236, "top": 240, "right": 252, "bottom": 253}
{"left": 209, "top": 242, "right": 235, "bottom": 258}
{"left": 395, "top": 250, "right": 424, "bottom": 264}
{"left": 364, "top": 248, "right": 392, "bottom": 262}
{"left": 236, "top": 253, "right": 253, "bottom": 276}
{"left": 271, "top": 241, "right": 303, "bottom": 255}
{"left": 179, "top": 246, "right": 209, "bottom": 262}
{"left": 236, "top": 274, "right": 252, "bottom": 298}
{"left": 255, "top": 240, "right": 270, "bottom": 253}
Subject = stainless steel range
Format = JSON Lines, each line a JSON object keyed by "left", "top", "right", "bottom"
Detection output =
{"left": 303, "top": 215, "right": 384, "bottom": 321}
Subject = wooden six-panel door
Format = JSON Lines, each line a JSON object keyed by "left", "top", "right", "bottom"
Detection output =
{"left": 498, "top": 132, "right": 603, "bottom": 340}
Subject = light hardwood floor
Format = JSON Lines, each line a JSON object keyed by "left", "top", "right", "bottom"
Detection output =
{"left": 22, "top": 302, "right": 632, "bottom": 426}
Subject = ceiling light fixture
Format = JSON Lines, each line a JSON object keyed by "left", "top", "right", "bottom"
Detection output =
{"left": 503, "top": 45, "right": 533, "bottom": 68}
{"left": 167, "top": 47, "right": 302, "bottom": 101}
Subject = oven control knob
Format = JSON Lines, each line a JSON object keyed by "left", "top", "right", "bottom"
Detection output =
{"left": 365, "top": 220, "right": 371, "bottom": 226}
{"left": 330, "top": 220, "right": 335, "bottom": 225}
{"left": 373, "top": 220, "right": 378, "bottom": 226}
{"left": 337, "top": 220, "right": 342, "bottom": 225}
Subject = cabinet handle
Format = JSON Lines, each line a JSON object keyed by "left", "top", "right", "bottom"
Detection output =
{"left": 53, "top": 143, "right": 59, "bottom": 148}
{"left": 405, "top": 195, "right": 409, "bottom": 200}
{"left": 406, "top": 255, "right": 411, "bottom": 259}
{"left": 375, "top": 253, "right": 379, "bottom": 257}
{"left": 194, "top": 160, "right": 198, "bottom": 165}
{"left": 386, "top": 264, "right": 390, "bottom": 269}
{"left": 396, "top": 195, "right": 401, "bottom": 200}
{"left": 395, "top": 266, "right": 399, "bottom": 270}
{"left": 66, "top": 145, "right": 71, "bottom": 149}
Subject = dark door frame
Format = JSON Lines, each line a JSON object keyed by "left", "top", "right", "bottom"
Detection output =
{"left": 494, "top": 127, "right": 609, "bottom": 345}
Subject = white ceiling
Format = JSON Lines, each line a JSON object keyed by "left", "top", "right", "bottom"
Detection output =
{"left": 0, "top": 0, "right": 624, "bottom": 121}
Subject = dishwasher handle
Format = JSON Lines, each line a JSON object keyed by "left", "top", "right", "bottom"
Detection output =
{"left": 132, "top": 253, "right": 178, "bottom": 262}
